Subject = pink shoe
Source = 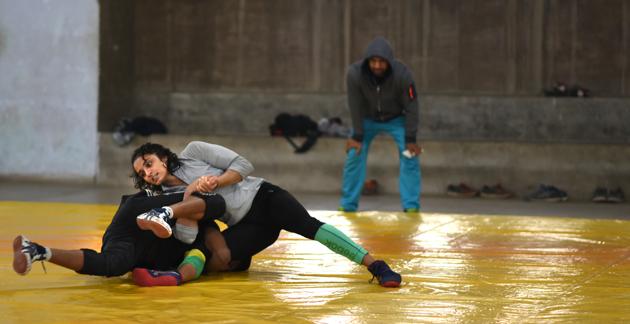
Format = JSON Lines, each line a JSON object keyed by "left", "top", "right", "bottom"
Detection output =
{"left": 132, "top": 268, "right": 181, "bottom": 286}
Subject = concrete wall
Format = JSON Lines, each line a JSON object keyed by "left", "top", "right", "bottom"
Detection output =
{"left": 0, "top": 0, "right": 99, "bottom": 180}
{"left": 98, "top": 0, "right": 134, "bottom": 134}
{"left": 99, "top": 0, "right": 630, "bottom": 142}
{"left": 133, "top": 93, "right": 630, "bottom": 145}
{"left": 122, "top": 0, "right": 630, "bottom": 97}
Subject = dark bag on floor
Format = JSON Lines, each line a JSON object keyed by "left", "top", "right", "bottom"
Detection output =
{"left": 113, "top": 116, "right": 168, "bottom": 146}
{"left": 269, "top": 113, "right": 320, "bottom": 153}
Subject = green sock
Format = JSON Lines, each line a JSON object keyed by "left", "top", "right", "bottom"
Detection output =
{"left": 178, "top": 249, "right": 206, "bottom": 279}
{"left": 314, "top": 223, "right": 368, "bottom": 264}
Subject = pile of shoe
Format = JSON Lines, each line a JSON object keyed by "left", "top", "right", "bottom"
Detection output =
{"left": 525, "top": 184, "right": 568, "bottom": 202}
{"left": 543, "top": 82, "right": 590, "bottom": 97}
{"left": 447, "top": 183, "right": 624, "bottom": 203}
{"left": 447, "top": 183, "right": 513, "bottom": 199}
{"left": 591, "top": 187, "right": 625, "bottom": 203}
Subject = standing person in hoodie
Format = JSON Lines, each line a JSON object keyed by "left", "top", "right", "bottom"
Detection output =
{"left": 339, "top": 37, "right": 422, "bottom": 213}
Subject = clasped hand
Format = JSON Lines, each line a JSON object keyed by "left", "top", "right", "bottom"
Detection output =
{"left": 184, "top": 175, "right": 219, "bottom": 199}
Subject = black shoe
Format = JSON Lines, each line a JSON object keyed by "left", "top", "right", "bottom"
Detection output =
{"left": 547, "top": 186, "right": 568, "bottom": 202}
{"left": 368, "top": 260, "right": 402, "bottom": 288}
{"left": 591, "top": 187, "right": 608, "bottom": 203}
{"left": 13, "top": 235, "right": 49, "bottom": 275}
{"left": 526, "top": 184, "right": 549, "bottom": 201}
{"left": 607, "top": 187, "right": 625, "bottom": 203}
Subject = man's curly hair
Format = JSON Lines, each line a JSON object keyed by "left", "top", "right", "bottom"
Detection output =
{"left": 130, "top": 143, "right": 182, "bottom": 191}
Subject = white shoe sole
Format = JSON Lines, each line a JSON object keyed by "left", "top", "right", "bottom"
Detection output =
{"left": 137, "top": 216, "right": 172, "bottom": 238}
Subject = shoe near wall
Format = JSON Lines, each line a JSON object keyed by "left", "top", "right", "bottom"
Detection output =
{"left": 480, "top": 184, "right": 514, "bottom": 199}
{"left": 362, "top": 179, "right": 379, "bottom": 196}
{"left": 446, "top": 183, "right": 478, "bottom": 198}
{"left": 526, "top": 184, "right": 568, "bottom": 202}
{"left": 591, "top": 187, "right": 609, "bottom": 203}
{"left": 592, "top": 187, "right": 625, "bottom": 203}
{"left": 607, "top": 187, "right": 625, "bottom": 203}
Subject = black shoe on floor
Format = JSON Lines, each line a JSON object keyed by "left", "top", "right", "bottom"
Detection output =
{"left": 591, "top": 187, "right": 608, "bottom": 203}
{"left": 607, "top": 187, "right": 625, "bottom": 203}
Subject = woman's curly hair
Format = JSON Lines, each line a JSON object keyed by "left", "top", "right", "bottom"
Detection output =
{"left": 130, "top": 143, "right": 182, "bottom": 191}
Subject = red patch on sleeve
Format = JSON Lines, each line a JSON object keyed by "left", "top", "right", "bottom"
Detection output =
{"left": 408, "top": 84, "right": 416, "bottom": 100}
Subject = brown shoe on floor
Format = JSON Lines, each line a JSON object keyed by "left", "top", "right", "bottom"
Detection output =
{"left": 480, "top": 184, "right": 514, "bottom": 199}
{"left": 446, "top": 183, "right": 478, "bottom": 198}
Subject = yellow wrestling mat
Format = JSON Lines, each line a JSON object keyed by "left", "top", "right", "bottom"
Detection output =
{"left": 1, "top": 201, "right": 630, "bottom": 323}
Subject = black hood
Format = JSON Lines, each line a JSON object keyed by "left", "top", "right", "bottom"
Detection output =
{"left": 363, "top": 36, "right": 394, "bottom": 65}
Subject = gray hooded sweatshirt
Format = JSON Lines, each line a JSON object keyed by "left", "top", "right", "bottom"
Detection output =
{"left": 346, "top": 37, "right": 419, "bottom": 143}
{"left": 161, "top": 141, "right": 264, "bottom": 226}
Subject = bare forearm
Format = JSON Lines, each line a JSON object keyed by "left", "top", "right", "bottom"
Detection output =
{"left": 205, "top": 228, "right": 228, "bottom": 252}
{"left": 217, "top": 170, "right": 243, "bottom": 188}
{"left": 205, "top": 228, "right": 231, "bottom": 271}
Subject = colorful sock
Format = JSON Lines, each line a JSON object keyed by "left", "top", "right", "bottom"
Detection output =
{"left": 179, "top": 249, "right": 206, "bottom": 279}
{"left": 314, "top": 223, "right": 368, "bottom": 264}
{"left": 132, "top": 268, "right": 182, "bottom": 287}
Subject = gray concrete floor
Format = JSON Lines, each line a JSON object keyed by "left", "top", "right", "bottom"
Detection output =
{"left": 1, "top": 179, "right": 629, "bottom": 220}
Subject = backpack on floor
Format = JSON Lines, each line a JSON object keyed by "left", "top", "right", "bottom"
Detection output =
{"left": 269, "top": 113, "right": 320, "bottom": 153}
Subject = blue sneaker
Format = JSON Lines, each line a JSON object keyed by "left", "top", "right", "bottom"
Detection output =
{"left": 526, "top": 184, "right": 568, "bottom": 202}
{"left": 368, "top": 260, "right": 402, "bottom": 288}
{"left": 338, "top": 206, "right": 356, "bottom": 213}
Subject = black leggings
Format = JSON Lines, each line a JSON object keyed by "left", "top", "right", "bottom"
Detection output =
{"left": 223, "top": 182, "right": 325, "bottom": 263}
{"left": 79, "top": 192, "right": 224, "bottom": 277}
{"left": 80, "top": 183, "right": 321, "bottom": 276}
